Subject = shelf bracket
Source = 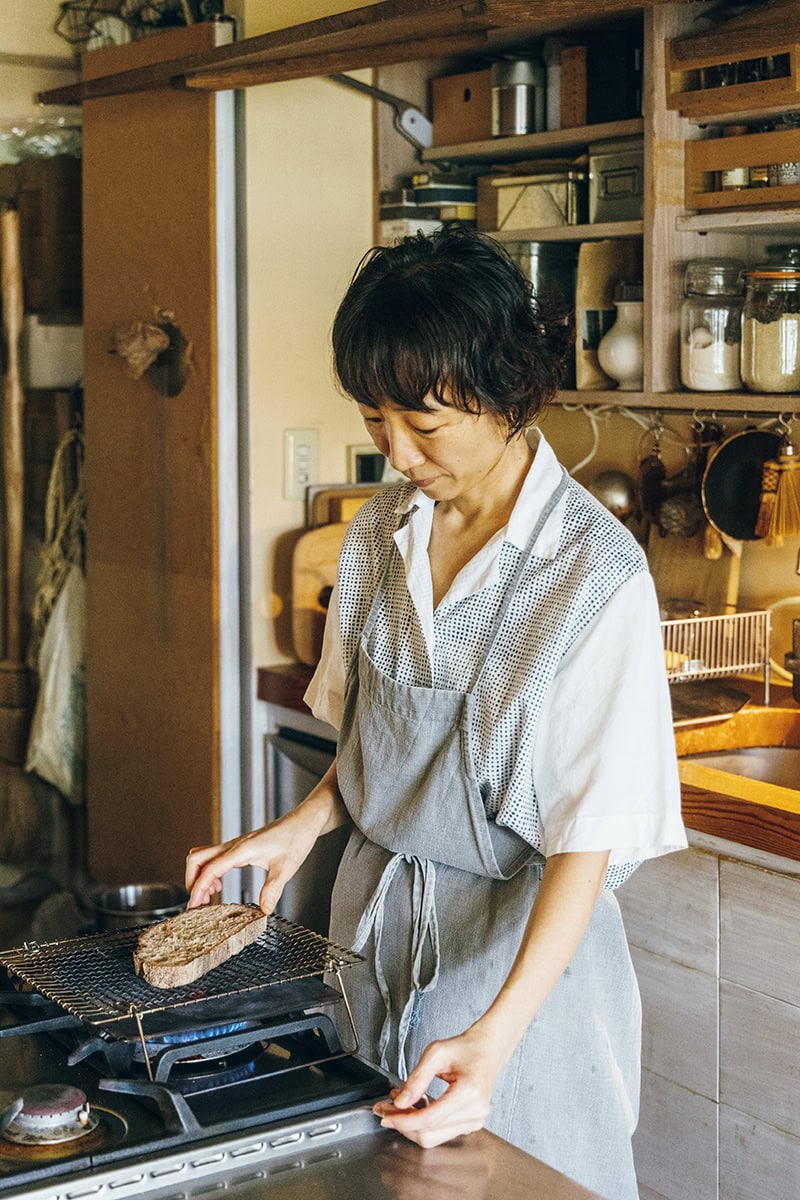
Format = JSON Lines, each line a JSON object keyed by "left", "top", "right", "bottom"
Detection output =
{"left": 328, "top": 73, "right": 432, "bottom": 154}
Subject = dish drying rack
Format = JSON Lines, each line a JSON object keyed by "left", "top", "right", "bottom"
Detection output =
{"left": 661, "top": 609, "right": 771, "bottom": 704}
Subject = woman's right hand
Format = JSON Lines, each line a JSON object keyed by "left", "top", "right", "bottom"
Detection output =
{"left": 185, "top": 761, "right": 348, "bottom": 913}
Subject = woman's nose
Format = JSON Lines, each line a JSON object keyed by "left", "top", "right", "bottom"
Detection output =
{"left": 386, "top": 427, "right": 426, "bottom": 472}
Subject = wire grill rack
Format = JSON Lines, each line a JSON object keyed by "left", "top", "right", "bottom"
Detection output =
{"left": 661, "top": 609, "right": 770, "bottom": 698}
{"left": 0, "top": 914, "right": 363, "bottom": 1029}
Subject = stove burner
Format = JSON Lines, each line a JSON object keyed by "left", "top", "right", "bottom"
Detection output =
{"left": 154, "top": 1020, "right": 251, "bottom": 1046}
{"left": 0, "top": 1106, "right": 126, "bottom": 1164}
{"left": 2, "top": 1085, "right": 99, "bottom": 1145}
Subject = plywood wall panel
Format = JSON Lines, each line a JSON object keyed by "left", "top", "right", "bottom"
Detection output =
{"left": 81, "top": 27, "right": 222, "bottom": 887}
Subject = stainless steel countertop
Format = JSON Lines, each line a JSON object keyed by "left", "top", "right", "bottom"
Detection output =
{"left": 5, "top": 1104, "right": 602, "bottom": 1200}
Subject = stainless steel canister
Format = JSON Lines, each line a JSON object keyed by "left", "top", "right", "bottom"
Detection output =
{"left": 491, "top": 58, "right": 546, "bottom": 136}
{"left": 506, "top": 240, "right": 579, "bottom": 386}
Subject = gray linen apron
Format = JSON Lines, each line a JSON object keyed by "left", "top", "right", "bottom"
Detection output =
{"left": 331, "top": 470, "right": 641, "bottom": 1200}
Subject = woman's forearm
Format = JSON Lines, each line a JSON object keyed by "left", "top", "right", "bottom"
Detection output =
{"left": 186, "top": 759, "right": 350, "bottom": 909}
{"left": 296, "top": 760, "right": 350, "bottom": 836}
{"left": 475, "top": 849, "right": 611, "bottom": 1061}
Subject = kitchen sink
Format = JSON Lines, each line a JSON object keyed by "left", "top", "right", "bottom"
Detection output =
{"left": 683, "top": 745, "right": 800, "bottom": 790}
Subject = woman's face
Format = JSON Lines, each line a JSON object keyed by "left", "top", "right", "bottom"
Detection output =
{"left": 357, "top": 396, "right": 521, "bottom": 502}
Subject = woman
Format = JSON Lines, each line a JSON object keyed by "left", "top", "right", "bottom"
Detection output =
{"left": 187, "top": 227, "right": 686, "bottom": 1199}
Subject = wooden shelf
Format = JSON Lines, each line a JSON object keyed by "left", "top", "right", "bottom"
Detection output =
{"left": 421, "top": 118, "right": 643, "bottom": 165}
{"left": 489, "top": 220, "right": 642, "bottom": 242}
{"left": 555, "top": 390, "right": 800, "bottom": 413}
{"left": 677, "top": 208, "right": 800, "bottom": 233}
{"left": 37, "top": 3, "right": 647, "bottom": 105}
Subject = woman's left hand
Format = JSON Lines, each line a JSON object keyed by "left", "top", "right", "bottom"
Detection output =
{"left": 372, "top": 1025, "right": 501, "bottom": 1149}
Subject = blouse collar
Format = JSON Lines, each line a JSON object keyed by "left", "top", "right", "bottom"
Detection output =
{"left": 393, "top": 427, "right": 567, "bottom": 562}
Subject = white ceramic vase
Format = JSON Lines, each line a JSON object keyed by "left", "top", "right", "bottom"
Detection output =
{"left": 597, "top": 299, "right": 643, "bottom": 391}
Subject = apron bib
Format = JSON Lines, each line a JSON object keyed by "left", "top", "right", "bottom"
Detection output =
{"left": 331, "top": 469, "right": 641, "bottom": 1200}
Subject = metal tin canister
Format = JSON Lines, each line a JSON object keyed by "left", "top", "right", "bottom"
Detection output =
{"left": 477, "top": 171, "right": 587, "bottom": 231}
{"left": 491, "top": 59, "right": 546, "bottom": 136}
{"left": 588, "top": 137, "right": 644, "bottom": 222}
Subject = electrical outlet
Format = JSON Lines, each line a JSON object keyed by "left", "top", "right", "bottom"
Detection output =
{"left": 283, "top": 429, "right": 319, "bottom": 501}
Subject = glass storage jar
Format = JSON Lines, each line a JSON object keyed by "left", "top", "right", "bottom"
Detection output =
{"left": 741, "top": 246, "right": 800, "bottom": 393}
{"left": 679, "top": 258, "right": 745, "bottom": 391}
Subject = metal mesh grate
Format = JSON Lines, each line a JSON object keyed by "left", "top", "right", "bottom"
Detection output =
{"left": 662, "top": 609, "right": 770, "bottom": 691}
{"left": 0, "top": 914, "right": 363, "bottom": 1028}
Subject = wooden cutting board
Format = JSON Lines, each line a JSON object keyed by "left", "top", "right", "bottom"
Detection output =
{"left": 291, "top": 522, "right": 348, "bottom": 666}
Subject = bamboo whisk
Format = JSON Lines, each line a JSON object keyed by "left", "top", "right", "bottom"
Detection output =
{"left": 755, "top": 438, "right": 800, "bottom": 545}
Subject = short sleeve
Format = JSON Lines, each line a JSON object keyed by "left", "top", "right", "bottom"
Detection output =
{"left": 303, "top": 583, "right": 346, "bottom": 731}
{"left": 529, "top": 572, "right": 687, "bottom": 871}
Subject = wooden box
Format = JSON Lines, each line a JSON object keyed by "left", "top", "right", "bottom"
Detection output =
{"left": 667, "top": 13, "right": 800, "bottom": 118}
{"left": 685, "top": 127, "right": 800, "bottom": 210}
{"left": 431, "top": 69, "right": 492, "bottom": 145}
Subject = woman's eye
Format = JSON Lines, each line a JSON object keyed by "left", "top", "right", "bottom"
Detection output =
{"left": 413, "top": 425, "right": 439, "bottom": 436}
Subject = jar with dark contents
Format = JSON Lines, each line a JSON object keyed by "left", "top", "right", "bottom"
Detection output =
{"left": 741, "top": 245, "right": 800, "bottom": 393}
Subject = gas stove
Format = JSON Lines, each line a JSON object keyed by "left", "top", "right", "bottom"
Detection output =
{"left": 0, "top": 920, "right": 603, "bottom": 1200}
{"left": 0, "top": 918, "right": 391, "bottom": 1198}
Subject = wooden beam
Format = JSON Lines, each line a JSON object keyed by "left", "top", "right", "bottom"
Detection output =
{"left": 181, "top": 33, "right": 489, "bottom": 90}
{"left": 38, "top": 0, "right": 667, "bottom": 105}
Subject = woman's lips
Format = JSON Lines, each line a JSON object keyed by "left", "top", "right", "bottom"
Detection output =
{"left": 408, "top": 476, "right": 439, "bottom": 488}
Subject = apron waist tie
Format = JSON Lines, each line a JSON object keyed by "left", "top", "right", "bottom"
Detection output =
{"left": 352, "top": 852, "right": 440, "bottom": 1079}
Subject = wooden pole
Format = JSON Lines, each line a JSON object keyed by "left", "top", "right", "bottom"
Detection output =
{"left": 1, "top": 206, "right": 25, "bottom": 667}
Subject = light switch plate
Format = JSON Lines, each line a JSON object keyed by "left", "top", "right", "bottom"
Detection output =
{"left": 283, "top": 429, "right": 320, "bottom": 501}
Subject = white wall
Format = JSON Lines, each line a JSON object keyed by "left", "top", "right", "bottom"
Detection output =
{"left": 1, "top": 0, "right": 78, "bottom": 124}
{"left": 242, "top": 2, "right": 376, "bottom": 671}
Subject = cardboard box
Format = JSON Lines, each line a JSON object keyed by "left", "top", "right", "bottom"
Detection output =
{"left": 432, "top": 69, "right": 492, "bottom": 145}
{"left": 477, "top": 171, "right": 587, "bottom": 232}
{"left": 575, "top": 239, "right": 642, "bottom": 389}
{"left": 560, "top": 45, "right": 587, "bottom": 128}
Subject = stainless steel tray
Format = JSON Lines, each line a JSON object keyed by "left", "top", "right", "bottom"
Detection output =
{"left": 0, "top": 914, "right": 363, "bottom": 1029}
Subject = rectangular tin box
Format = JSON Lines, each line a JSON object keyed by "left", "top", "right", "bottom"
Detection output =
{"left": 477, "top": 170, "right": 587, "bottom": 232}
{"left": 588, "top": 137, "right": 644, "bottom": 223}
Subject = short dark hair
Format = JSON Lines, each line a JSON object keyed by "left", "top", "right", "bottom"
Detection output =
{"left": 332, "top": 225, "right": 573, "bottom": 436}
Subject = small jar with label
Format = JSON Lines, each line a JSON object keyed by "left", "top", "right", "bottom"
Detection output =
{"left": 680, "top": 258, "right": 745, "bottom": 391}
{"left": 767, "top": 113, "right": 800, "bottom": 186}
{"left": 718, "top": 124, "right": 750, "bottom": 191}
{"left": 742, "top": 246, "right": 800, "bottom": 393}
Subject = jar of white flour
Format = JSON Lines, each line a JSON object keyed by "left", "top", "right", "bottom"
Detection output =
{"left": 679, "top": 258, "right": 745, "bottom": 392}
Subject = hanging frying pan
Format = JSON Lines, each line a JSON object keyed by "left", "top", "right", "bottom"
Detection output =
{"left": 701, "top": 428, "right": 783, "bottom": 541}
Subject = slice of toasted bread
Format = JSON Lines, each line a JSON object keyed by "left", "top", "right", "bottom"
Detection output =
{"left": 133, "top": 902, "right": 268, "bottom": 989}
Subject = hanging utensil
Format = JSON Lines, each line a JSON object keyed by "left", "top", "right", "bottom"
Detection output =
{"left": 637, "top": 421, "right": 667, "bottom": 525}
{"left": 754, "top": 416, "right": 800, "bottom": 545}
{"left": 702, "top": 427, "right": 783, "bottom": 542}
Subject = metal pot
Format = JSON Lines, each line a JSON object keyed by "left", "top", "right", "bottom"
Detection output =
{"left": 93, "top": 883, "right": 188, "bottom": 931}
{"left": 701, "top": 428, "right": 783, "bottom": 541}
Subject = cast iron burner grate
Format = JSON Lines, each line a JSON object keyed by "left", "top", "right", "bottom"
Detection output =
{"left": 0, "top": 914, "right": 363, "bottom": 1030}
